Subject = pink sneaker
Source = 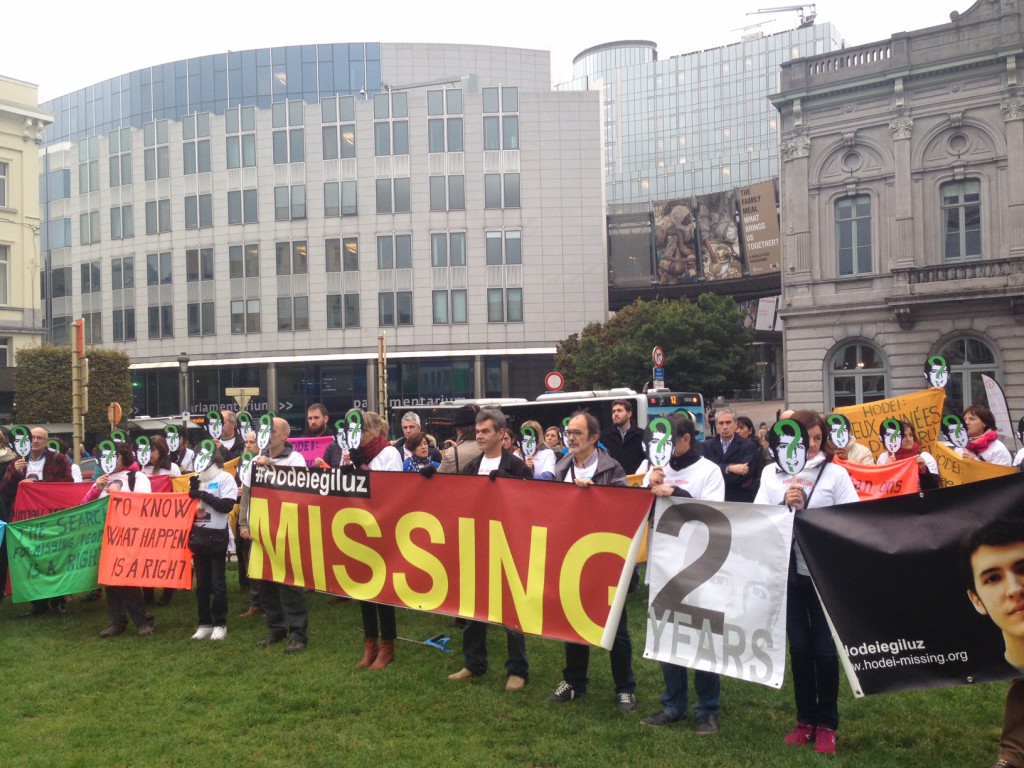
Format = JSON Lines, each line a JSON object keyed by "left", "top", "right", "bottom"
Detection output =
{"left": 815, "top": 726, "right": 837, "bottom": 754}
{"left": 783, "top": 722, "right": 816, "bottom": 746}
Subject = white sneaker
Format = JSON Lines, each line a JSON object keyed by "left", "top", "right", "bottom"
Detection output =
{"left": 210, "top": 626, "right": 228, "bottom": 641}
{"left": 191, "top": 625, "right": 214, "bottom": 640}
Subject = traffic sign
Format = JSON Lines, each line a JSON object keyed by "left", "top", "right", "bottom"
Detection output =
{"left": 654, "top": 367, "right": 665, "bottom": 380}
{"left": 652, "top": 346, "right": 665, "bottom": 367}
{"left": 544, "top": 371, "right": 565, "bottom": 392}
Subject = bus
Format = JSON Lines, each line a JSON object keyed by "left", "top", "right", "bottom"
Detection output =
{"left": 390, "top": 389, "right": 706, "bottom": 444}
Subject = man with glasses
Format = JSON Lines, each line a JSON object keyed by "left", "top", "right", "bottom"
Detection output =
{"left": 1, "top": 426, "right": 73, "bottom": 616}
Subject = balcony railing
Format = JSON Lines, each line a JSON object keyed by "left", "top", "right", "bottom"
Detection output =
{"left": 893, "top": 258, "right": 1019, "bottom": 285}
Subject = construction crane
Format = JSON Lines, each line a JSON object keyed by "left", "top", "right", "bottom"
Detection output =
{"left": 748, "top": 4, "right": 817, "bottom": 28}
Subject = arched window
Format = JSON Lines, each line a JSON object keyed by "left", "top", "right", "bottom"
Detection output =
{"left": 936, "top": 335, "right": 998, "bottom": 414}
{"left": 828, "top": 342, "right": 888, "bottom": 410}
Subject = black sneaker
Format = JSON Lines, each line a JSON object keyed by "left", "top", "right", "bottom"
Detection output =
{"left": 546, "top": 681, "right": 580, "bottom": 702}
{"left": 695, "top": 714, "right": 720, "bottom": 735}
{"left": 640, "top": 711, "right": 683, "bottom": 727}
{"left": 255, "top": 634, "right": 286, "bottom": 647}
{"left": 616, "top": 692, "right": 638, "bottom": 712}
{"left": 284, "top": 639, "right": 306, "bottom": 654}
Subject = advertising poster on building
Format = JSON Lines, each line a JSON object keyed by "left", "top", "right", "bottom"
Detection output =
{"left": 696, "top": 190, "right": 743, "bottom": 281}
{"left": 608, "top": 212, "right": 655, "bottom": 289}
{"left": 796, "top": 472, "right": 1024, "bottom": 695}
{"left": 739, "top": 180, "right": 782, "bottom": 276}
{"left": 755, "top": 295, "right": 779, "bottom": 332}
{"left": 653, "top": 199, "right": 699, "bottom": 285}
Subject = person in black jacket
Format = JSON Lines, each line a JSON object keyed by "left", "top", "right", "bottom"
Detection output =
{"left": 600, "top": 399, "right": 646, "bottom": 475}
{"left": 702, "top": 407, "right": 760, "bottom": 503}
{"left": 447, "top": 409, "right": 533, "bottom": 692}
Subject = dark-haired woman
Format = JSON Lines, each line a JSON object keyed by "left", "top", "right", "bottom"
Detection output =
{"left": 187, "top": 449, "right": 237, "bottom": 641}
{"left": 402, "top": 431, "right": 439, "bottom": 473}
{"left": 876, "top": 421, "right": 939, "bottom": 490}
{"left": 960, "top": 403, "right": 1012, "bottom": 465}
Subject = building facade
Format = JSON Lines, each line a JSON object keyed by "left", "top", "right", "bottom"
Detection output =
{"left": 39, "top": 44, "right": 606, "bottom": 423}
{"left": 772, "top": 0, "right": 1024, "bottom": 420}
{"left": 0, "top": 76, "right": 52, "bottom": 419}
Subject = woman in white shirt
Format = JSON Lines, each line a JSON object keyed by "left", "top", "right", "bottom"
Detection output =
{"left": 875, "top": 421, "right": 939, "bottom": 490}
{"left": 960, "top": 404, "right": 1013, "bottom": 465}
{"left": 187, "top": 449, "right": 237, "bottom": 641}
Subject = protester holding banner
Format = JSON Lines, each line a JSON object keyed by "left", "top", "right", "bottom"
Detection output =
{"left": 401, "top": 432, "right": 439, "bottom": 473}
{"left": 641, "top": 414, "right": 726, "bottom": 734}
{"left": 876, "top": 421, "right": 939, "bottom": 490}
{"left": 548, "top": 410, "right": 638, "bottom": 712}
{"left": 93, "top": 442, "right": 156, "bottom": 638}
{"left": 0, "top": 429, "right": 16, "bottom": 599}
{"left": 961, "top": 404, "right": 1014, "bottom": 465}
{"left": 186, "top": 449, "right": 236, "bottom": 641}
{"left": 754, "top": 411, "right": 859, "bottom": 755}
{"left": 143, "top": 435, "right": 182, "bottom": 479}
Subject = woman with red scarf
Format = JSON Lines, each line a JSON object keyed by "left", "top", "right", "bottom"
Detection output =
{"left": 347, "top": 410, "right": 403, "bottom": 670}
{"left": 960, "top": 404, "right": 1013, "bottom": 465}
{"left": 876, "top": 421, "right": 939, "bottom": 490}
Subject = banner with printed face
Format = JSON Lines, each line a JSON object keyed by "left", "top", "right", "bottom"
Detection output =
{"left": 10, "top": 481, "right": 90, "bottom": 523}
{"left": 248, "top": 466, "right": 652, "bottom": 649}
{"left": 643, "top": 498, "right": 794, "bottom": 688}
{"left": 286, "top": 437, "right": 334, "bottom": 467}
{"left": 834, "top": 456, "right": 921, "bottom": 500}
{"left": 796, "top": 472, "right": 1024, "bottom": 696}
{"left": 5, "top": 498, "right": 108, "bottom": 602}
{"left": 97, "top": 491, "right": 197, "bottom": 589}
{"left": 931, "top": 443, "right": 1019, "bottom": 488}
{"left": 835, "top": 388, "right": 946, "bottom": 459}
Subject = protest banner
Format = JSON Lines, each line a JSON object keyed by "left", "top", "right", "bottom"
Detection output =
{"left": 11, "top": 481, "right": 89, "bottom": 523}
{"left": 170, "top": 456, "right": 240, "bottom": 494}
{"left": 835, "top": 388, "right": 945, "bottom": 458}
{"left": 835, "top": 456, "right": 920, "bottom": 500}
{"left": 97, "top": 490, "right": 197, "bottom": 589}
{"left": 643, "top": 497, "right": 794, "bottom": 688}
{"left": 5, "top": 498, "right": 108, "bottom": 602}
{"left": 932, "top": 443, "right": 1018, "bottom": 488}
{"left": 149, "top": 474, "right": 173, "bottom": 493}
{"left": 287, "top": 436, "right": 334, "bottom": 467}
{"left": 795, "top": 472, "right": 1024, "bottom": 695}
{"left": 248, "top": 466, "right": 651, "bottom": 648}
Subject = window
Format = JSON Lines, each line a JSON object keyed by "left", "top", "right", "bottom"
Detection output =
{"left": 145, "top": 199, "right": 171, "bottom": 234}
{"left": 0, "top": 246, "right": 8, "bottom": 305}
{"left": 836, "top": 195, "right": 872, "bottom": 276}
{"left": 376, "top": 178, "right": 410, "bottom": 214}
{"left": 231, "top": 299, "right": 261, "bottom": 334}
{"left": 936, "top": 335, "right": 999, "bottom": 415}
{"left": 112, "top": 256, "right": 134, "bottom": 290}
{"left": 942, "top": 180, "right": 981, "bottom": 262}
{"left": 50, "top": 316, "right": 71, "bottom": 345}
{"left": 79, "top": 210, "right": 100, "bottom": 245}
{"left": 487, "top": 288, "right": 523, "bottom": 323}
{"left": 277, "top": 296, "right": 309, "bottom": 332}
{"left": 327, "top": 294, "right": 360, "bottom": 329}
{"left": 431, "top": 232, "right": 467, "bottom": 267}
{"left": 143, "top": 120, "right": 169, "bottom": 180}
{"left": 274, "top": 185, "right": 306, "bottom": 221}
{"left": 78, "top": 136, "right": 99, "bottom": 193}
{"left": 40, "top": 169, "right": 71, "bottom": 202}
{"left": 184, "top": 194, "right": 213, "bottom": 229}
{"left": 483, "top": 87, "right": 519, "bottom": 150}
{"left": 112, "top": 256, "right": 135, "bottom": 341}
{"left": 51, "top": 267, "right": 71, "bottom": 298}
{"left": 376, "top": 235, "right": 411, "bottom": 270}
{"left": 229, "top": 244, "right": 260, "bottom": 279}
{"left": 228, "top": 189, "right": 258, "bottom": 224}
{"left": 429, "top": 175, "right": 465, "bottom": 211}
{"left": 0, "top": 162, "right": 6, "bottom": 207}
{"left": 113, "top": 309, "right": 135, "bottom": 342}
{"left": 276, "top": 241, "right": 308, "bottom": 275}
{"left": 83, "top": 312, "right": 102, "bottom": 345}
{"left": 80, "top": 261, "right": 101, "bottom": 294}
{"left": 321, "top": 96, "right": 356, "bottom": 160}
{"left": 182, "top": 113, "right": 211, "bottom": 174}
{"left": 272, "top": 101, "right": 304, "bottom": 164}
{"left": 828, "top": 342, "right": 888, "bottom": 410}
{"left": 0, "top": 338, "right": 8, "bottom": 367}
{"left": 486, "top": 230, "right": 521, "bottom": 265}
{"left": 432, "top": 289, "right": 467, "bottom": 324}
{"left": 378, "top": 291, "right": 413, "bottom": 327}
{"left": 373, "top": 92, "right": 409, "bottom": 156}
{"left": 226, "top": 106, "right": 257, "bottom": 169}
{"left": 146, "top": 252, "right": 172, "bottom": 286}
{"left": 42, "top": 218, "right": 72, "bottom": 250}
{"left": 186, "top": 248, "right": 214, "bottom": 283}
{"left": 110, "top": 205, "right": 134, "bottom": 239}
{"left": 148, "top": 305, "right": 173, "bottom": 339}
{"left": 188, "top": 302, "right": 215, "bottom": 336}
{"left": 324, "top": 181, "right": 357, "bottom": 216}
{"left": 108, "top": 128, "right": 132, "bottom": 187}
{"left": 326, "top": 237, "right": 359, "bottom": 272}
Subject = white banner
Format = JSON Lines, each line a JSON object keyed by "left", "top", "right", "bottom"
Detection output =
{"left": 982, "top": 374, "right": 1014, "bottom": 440}
{"left": 644, "top": 498, "right": 794, "bottom": 688}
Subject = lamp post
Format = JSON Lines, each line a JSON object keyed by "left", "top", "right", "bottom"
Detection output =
{"left": 177, "top": 352, "right": 190, "bottom": 424}
{"left": 755, "top": 361, "right": 769, "bottom": 404}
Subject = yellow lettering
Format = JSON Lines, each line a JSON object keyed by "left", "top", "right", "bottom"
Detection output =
{"left": 307, "top": 504, "right": 326, "bottom": 592}
{"left": 331, "top": 507, "right": 385, "bottom": 600}
{"left": 487, "top": 520, "right": 547, "bottom": 635}
{"left": 559, "top": 532, "right": 631, "bottom": 646}
{"left": 247, "top": 497, "right": 268, "bottom": 579}
{"left": 458, "top": 517, "right": 475, "bottom": 617}
{"left": 393, "top": 511, "right": 448, "bottom": 611}
{"left": 250, "top": 498, "right": 304, "bottom": 586}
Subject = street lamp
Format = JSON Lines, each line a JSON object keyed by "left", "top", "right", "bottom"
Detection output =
{"left": 177, "top": 352, "right": 190, "bottom": 421}
{"left": 755, "top": 361, "right": 769, "bottom": 404}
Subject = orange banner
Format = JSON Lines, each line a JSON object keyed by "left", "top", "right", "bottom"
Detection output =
{"left": 932, "top": 443, "right": 1019, "bottom": 487}
{"left": 835, "top": 388, "right": 945, "bottom": 458}
{"left": 835, "top": 456, "right": 920, "bottom": 500}
{"left": 97, "top": 490, "right": 197, "bottom": 589}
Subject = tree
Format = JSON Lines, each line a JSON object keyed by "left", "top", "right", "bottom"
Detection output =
{"left": 14, "top": 346, "right": 133, "bottom": 436}
{"left": 553, "top": 295, "right": 755, "bottom": 400}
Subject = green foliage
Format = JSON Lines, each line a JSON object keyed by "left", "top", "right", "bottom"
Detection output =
{"left": 14, "top": 346, "right": 132, "bottom": 434}
{"left": 554, "top": 295, "right": 755, "bottom": 399}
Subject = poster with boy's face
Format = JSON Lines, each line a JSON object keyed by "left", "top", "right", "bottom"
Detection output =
{"left": 769, "top": 419, "right": 807, "bottom": 476}
{"left": 334, "top": 419, "right": 348, "bottom": 450}
{"left": 942, "top": 415, "right": 969, "bottom": 450}
{"left": 879, "top": 418, "right": 902, "bottom": 455}
{"left": 193, "top": 439, "right": 216, "bottom": 473}
{"left": 10, "top": 426, "right": 30, "bottom": 458}
{"left": 165, "top": 426, "right": 181, "bottom": 453}
{"left": 206, "top": 411, "right": 223, "bottom": 440}
{"left": 257, "top": 416, "right": 273, "bottom": 451}
{"left": 135, "top": 437, "right": 152, "bottom": 468}
{"left": 520, "top": 426, "right": 538, "bottom": 459}
{"left": 345, "top": 410, "right": 363, "bottom": 450}
{"left": 827, "top": 414, "right": 852, "bottom": 450}
{"left": 98, "top": 440, "right": 118, "bottom": 475}
{"left": 644, "top": 417, "right": 673, "bottom": 469}
{"left": 925, "top": 355, "right": 950, "bottom": 389}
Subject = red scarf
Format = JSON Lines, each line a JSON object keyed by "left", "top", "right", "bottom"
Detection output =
{"left": 966, "top": 430, "right": 1000, "bottom": 455}
{"left": 358, "top": 434, "right": 392, "bottom": 468}
{"left": 894, "top": 442, "right": 922, "bottom": 461}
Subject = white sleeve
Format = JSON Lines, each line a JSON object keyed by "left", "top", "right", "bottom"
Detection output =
{"left": 532, "top": 449, "right": 556, "bottom": 478}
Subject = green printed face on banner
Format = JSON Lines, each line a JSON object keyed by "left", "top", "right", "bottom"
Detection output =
{"left": 925, "top": 355, "right": 950, "bottom": 389}
{"left": 827, "top": 414, "right": 852, "bottom": 450}
{"left": 98, "top": 440, "right": 118, "bottom": 475}
{"left": 769, "top": 419, "right": 807, "bottom": 475}
{"left": 10, "top": 426, "right": 31, "bottom": 458}
{"left": 206, "top": 410, "right": 223, "bottom": 440}
{"left": 135, "top": 436, "right": 152, "bottom": 468}
{"left": 237, "top": 412, "right": 252, "bottom": 437}
{"left": 645, "top": 417, "right": 674, "bottom": 468}
{"left": 334, "top": 418, "right": 349, "bottom": 450}
{"left": 193, "top": 439, "right": 216, "bottom": 473}
{"left": 5, "top": 497, "right": 109, "bottom": 602}
{"left": 257, "top": 415, "right": 273, "bottom": 451}
{"left": 345, "top": 410, "right": 363, "bottom": 450}
{"left": 879, "top": 418, "right": 903, "bottom": 454}
{"left": 520, "top": 426, "right": 538, "bottom": 458}
{"left": 941, "top": 415, "right": 969, "bottom": 450}
{"left": 164, "top": 425, "right": 180, "bottom": 453}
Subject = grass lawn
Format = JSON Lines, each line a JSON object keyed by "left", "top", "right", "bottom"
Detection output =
{"left": 0, "top": 567, "right": 1007, "bottom": 767}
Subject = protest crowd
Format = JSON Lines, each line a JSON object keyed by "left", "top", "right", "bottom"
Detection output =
{"left": 2, "top": 374, "right": 1024, "bottom": 766}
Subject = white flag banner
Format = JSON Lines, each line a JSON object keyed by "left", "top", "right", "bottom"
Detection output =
{"left": 981, "top": 374, "right": 1014, "bottom": 441}
{"left": 644, "top": 498, "right": 794, "bottom": 688}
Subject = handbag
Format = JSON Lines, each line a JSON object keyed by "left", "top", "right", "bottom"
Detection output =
{"left": 188, "top": 524, "right": 229, "bottom": 556}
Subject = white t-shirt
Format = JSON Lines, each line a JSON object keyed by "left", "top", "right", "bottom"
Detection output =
{"left": 642, "top": 455, "right": 725, "bottom": 502}
{"left": 477, "top": 454, "right": 502, "bottom": 475}
{"left": 1014, "top": 447, "right": 1024, "bottom": 468}
{"left": 529, "top": 448, "right": 556, "bottom": 478}
{"left": 27, "top": 456, "right": 45, "bottom": 479}
{"left": 368, "top": 445, "right": 403, "bottom": 472}
{"left": 194, "top": 467, "right": 237, "bottom": 529}
{"left": 562, "top": 451, "right": 599, "bottom": 482}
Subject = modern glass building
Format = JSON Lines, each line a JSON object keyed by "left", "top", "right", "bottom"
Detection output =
{"left": 38, "top": 43, "right": 606, "bottom": 425}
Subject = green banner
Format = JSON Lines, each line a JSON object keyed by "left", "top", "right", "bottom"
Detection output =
{"left": 6, "top": 497, "right": 108, "bottom": 602}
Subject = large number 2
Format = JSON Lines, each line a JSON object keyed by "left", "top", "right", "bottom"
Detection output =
{"left": 650, "top": 502, "right": 732, "bottom": 635}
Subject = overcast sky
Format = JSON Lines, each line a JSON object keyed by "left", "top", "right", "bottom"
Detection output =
{"left": 4, "top": 0, "right": 963, "bottom": 102}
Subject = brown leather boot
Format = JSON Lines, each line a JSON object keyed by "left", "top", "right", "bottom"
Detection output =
{"left": 355, "top": 637, "right": 379, "bottom": 668}
{"left": 369, "top": 639, "right": 395, "bottom": 670}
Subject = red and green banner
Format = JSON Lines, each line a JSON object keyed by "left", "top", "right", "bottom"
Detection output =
{"left": 97, "top": 490, "right": 197, "bottom": 589}
{"left": 248, "top": 467, "right": 652, "bottom": 648}
{"left": 5, "top": 497, "right": 108, "bottom": 602}
{"left": 835, "top": 456, "right": 921, "bottom": 500}
{"left": 11, "top": 481, "right": 89, "bottom": 523}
